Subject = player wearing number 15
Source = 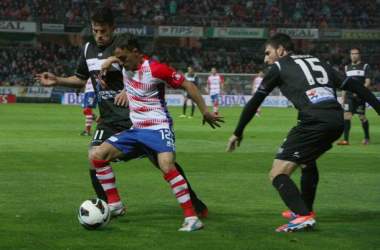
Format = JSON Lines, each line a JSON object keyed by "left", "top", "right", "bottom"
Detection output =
{"left": 226, "top": 33, "right": 380, "bottom": 232}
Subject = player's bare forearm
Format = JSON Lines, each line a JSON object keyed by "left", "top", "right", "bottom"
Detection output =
{"left": 101, "top": 56, "right": 123, "bottom": 76}
{"left": 57, "top": 75, "right": 86, "bottom": 88}
{"left": 365, "top": 78, "right": 371, "bottom": 88}
{"left": 181, "top": 80, "right": 224, "bottom": 128}
{"left": 182, "top": 80, "right": 207, "bottom": 114}
{"left": 35, "top": 72, "right": 85, "bottom": 88}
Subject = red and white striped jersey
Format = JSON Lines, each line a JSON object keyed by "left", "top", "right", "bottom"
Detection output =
{"left": 207, "top": 74, "right": 224, "bottom": 95}
{"left": 252, "top": 76, "right": 263, "bottom": 93}
{"left": 85, "top": 78, "right": 94, "bottom": 93}
{"left": 122, "top": 56, "right": 184, "bottom": 130}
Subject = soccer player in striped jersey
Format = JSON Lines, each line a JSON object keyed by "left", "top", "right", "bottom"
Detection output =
{"left": 207, "top": 67, "right": 224, "bottom": 115}
{"left": 92, "top": 33, "right": 224, "bottom": 231}
{"left": 79, "top": 78, "right": 100, "bottom": 136}
{"left": 252, "top": 70, "right": 264, "bottom": 116}
{"left": 36, "top": 6, "right": 210, "bottom": 220}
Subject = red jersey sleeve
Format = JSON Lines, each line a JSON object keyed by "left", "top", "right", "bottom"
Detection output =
{"left": 150, "top": 60, "right": 184, "bottom": 89}
{"left": 219, "top": 75, "right": 224, "bottom": 83}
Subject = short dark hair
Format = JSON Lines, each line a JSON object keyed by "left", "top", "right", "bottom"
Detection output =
{"left": 265, "top": 33, "right": 295, "bottom": 52}
{"left": 90, "top": 6, "right": 115, "bottom": 27}
{"left": 350, "top": 47, "right": 361, "bottom": 54}
{"left": 114, "top": 33, "right": 142, "bottom": 52}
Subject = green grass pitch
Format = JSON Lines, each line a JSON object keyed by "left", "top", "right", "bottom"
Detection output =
{"left": 1, "top": 103, "right": 379, "bottom": 250}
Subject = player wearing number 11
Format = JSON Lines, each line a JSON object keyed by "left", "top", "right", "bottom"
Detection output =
{"left": 226, "top": 33, "right": 380, "bottom": 232}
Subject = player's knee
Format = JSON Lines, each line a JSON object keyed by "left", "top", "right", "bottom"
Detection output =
{"left": 83, "top": 107, "right": 92, "bottom": 115}
{"left": 344, "top": 113, "right": 352, "bottom": 120}
{"left": 269, "top": 169, "right": 282, "bottom": 181}
{"left": 88, "top": 147, "right": 98, "bottom": 169}
{"left": 359, "top": 115, "right": 366, "bottom": 121}
{"left": 89, "top": 147, "right": 107, "bottom": 161}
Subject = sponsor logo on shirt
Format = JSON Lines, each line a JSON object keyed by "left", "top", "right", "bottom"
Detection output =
{"left": 306, "top": 87, "right": 335, "bottom": 104}
{"left": 108, "top": 136, "right": 118, "bottom": 142}
{"left": 172, "top": 72, "right": 182, "bottom": 83}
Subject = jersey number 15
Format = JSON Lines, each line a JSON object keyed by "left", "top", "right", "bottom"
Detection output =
{"left": 295, "top": 58, "right": 328, "bottom": 85}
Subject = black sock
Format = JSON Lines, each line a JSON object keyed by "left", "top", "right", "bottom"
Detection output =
{"left": 272, "top": 174, "right": 310, "bottom": 216}
{"left": 174, "top": 162, "right": 205, "bottom": 210}
{"left": 90, "top": 169, "right": 108, "bottom": 203}
{"left": 344, "top": 119, "right": 351, "bottom": 141}
{"left": 191, "top": 104, "right": 195, "bottom": 116}
{"left": 301, "top": 166, "right": 319, "bottom": 212}
{"left": 362, "top": 120, "right": 370, "bottom": 139}
{"left": 183, "top": 103, "right": 187, "bottom": 115}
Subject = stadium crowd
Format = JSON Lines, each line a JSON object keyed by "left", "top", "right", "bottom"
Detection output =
{"left": 1, "top": 40, "right": 380, "bottom": 91}
{"left": 1, "top": 1, "right": 380, "bottom": 89}
{"left": 0, "top": 42, "right": 82, "bottom": 86}
{"left": 1, "top": 0, "right": 379, "bottom": 28}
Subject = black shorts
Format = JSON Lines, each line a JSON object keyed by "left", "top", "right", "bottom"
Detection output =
{"left": 275, "top": 126, "right": 344, "bottom": 165}
{"left": 90, "top": 119, "right": 132, "bottom": 148}
{"left": 344, "top": 97, "right": 366, "bottom": 115}
{"left": 184, "top": 91, "right": 191, "bottom": 99}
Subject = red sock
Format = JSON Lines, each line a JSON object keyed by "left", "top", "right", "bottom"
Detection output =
{"left": 164, "top": 169, "right": 196, "bottom": 218}
{"left": 213, "top": 103, "right": 218, "bottom": 115}
{"left": 92, "top": 159, "right": 121, "bottom": 204}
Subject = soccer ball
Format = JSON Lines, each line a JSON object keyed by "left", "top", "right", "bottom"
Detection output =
{"left": 78, "top": 198, "right": 110, "bottom": 230}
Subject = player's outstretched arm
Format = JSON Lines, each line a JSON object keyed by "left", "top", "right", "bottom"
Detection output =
{"left": 35, "top": 72, "right": 85, "bottom": 88}
{"left": 100, "top": 56, "right": 123, "bottom": 76}
{"left": 226, "top": 134, "right": 243, "bottom": 152}
{"left": 181, "top": 80, "right": 224, "bottom": 129}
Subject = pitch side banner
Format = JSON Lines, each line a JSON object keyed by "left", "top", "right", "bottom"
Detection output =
{"left": 41, "top": 23, "right": 64, "bottom": 32}
{"left": 320, "top": 29, "right": 342, "bottom": 39}
{"left": 274, "top": 28, "right": 319, "bottom": 39}
{"left": 0, "top": 21, "right": 36, "bottom": 33}
{"left": 156, "top": 94, "right": 291, "bottom": 107}
{"left": 62, "top": 93, "right": 84, "bottom": 105}
{"left": 342, "top": 30, "right": 380, "bottom": 40}
{"left": 115, "top": 25, "right": 154, "bottom": 36}
{"left": 0, "top": 94, "right": 16, "bottom": 104}
{"left": 208, "top": 28, "right": 267, "bottom": 39}
{"left": 158, "top": 26, "right": 203, "bottom": 37}
{"left": 20, "top": 87, "right": 52, "bottom": 98}
{"left": 0, "top": 86, "right": 20, "bottom": 96}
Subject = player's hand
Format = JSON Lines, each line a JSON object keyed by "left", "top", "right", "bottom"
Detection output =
{"left": 35, "top": 72, "right": 57, "bottom": 87}
{"left": 100, "top": 56, "right": 123, "bottom": 76}
{"left": 226, "top": 134, "right": 243, "bottom": 152}
{"left": 202, "top": 111, "right": 225, "bottom": 129}
{"left": 114, "top": 90, "right": 129, "bottom": 107}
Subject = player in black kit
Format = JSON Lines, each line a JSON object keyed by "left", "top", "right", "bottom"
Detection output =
{"left": 226, "top": 33, "right": 380, "bottom": 232}
{"left": 337, "top": 47, "right": 373, "bottom": 146}
{"left": 179, "top": 66, "right": 199, "bottom": 118}
{"left": 35, "top": 6, "right": 208, "bottom": 219}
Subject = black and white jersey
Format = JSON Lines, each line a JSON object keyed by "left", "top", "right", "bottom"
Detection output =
{"left": 184, "top": 72, "right": 198, "bottom": 86}
{"left": 258, "top": 54, "right": 345, "bottom": 130}
{"left": 344, "top": 62, "right": 372, "bottom": 98}
{"left": 75, "top": 38, "right": 129, "bottom": 124}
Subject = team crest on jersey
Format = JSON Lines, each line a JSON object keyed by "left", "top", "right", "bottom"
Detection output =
{"left": 172, "top": 72, "right": 182, "bottom": 83}
{"left": 306, "top": 87, "right": 335, "bottom": 104}
{"left": 93, "top": 73, "right": 106, "bottom": 89}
